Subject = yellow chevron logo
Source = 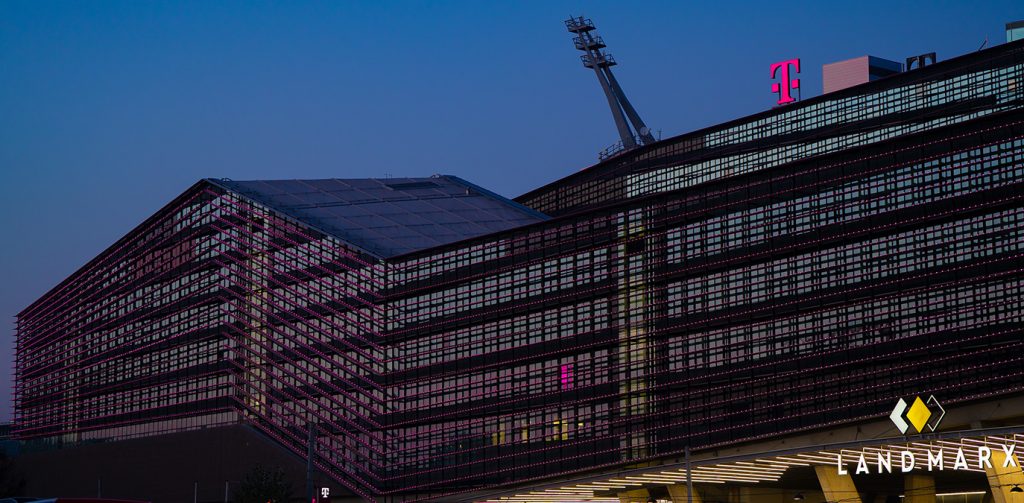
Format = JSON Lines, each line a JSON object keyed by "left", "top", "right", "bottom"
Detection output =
{"left": 890, "top": 395, "right": 946, "bottom": 434}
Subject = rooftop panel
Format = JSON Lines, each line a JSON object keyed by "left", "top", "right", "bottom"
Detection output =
{"left": 208, "top": 176, "right": 548, "bottom": 258}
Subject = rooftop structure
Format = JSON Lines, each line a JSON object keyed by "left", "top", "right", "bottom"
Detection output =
{"left": 566, "top": 16, "right": 657, "bottom": 160}
{"left": 209, "top": 176, "right": 547, "bottom": 258}
{"left": 822, "top": 55, "right": 903, "bottom": 94}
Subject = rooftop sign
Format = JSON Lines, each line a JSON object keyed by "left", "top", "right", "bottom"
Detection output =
{"left": 771, "top": 58, "right": 801, "bottom": 105}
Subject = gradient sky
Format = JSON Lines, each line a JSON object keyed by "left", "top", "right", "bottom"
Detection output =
{"left": 2, "top": 1, "right": 1022, "bottom": 422}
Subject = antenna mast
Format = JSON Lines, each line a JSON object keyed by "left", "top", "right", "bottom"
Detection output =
{"left": 566, "top": 16, "right": 656, "bottom": 159}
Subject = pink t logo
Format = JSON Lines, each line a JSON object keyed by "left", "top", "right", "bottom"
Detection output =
{"left": 770, "top": 58, "right": 801, "bottom": 105}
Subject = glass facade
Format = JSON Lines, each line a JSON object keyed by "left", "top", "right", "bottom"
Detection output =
{"left": 382, "top": 112, "right": 1024, "bottom": 498}
{"left": 14, "top": 39, "right": 1024, "bottom": 502}
{"left": 519, "top": 40, "right": 1024, "bottom": 217}
{"left": 14, "top": 186, "right": 390, "bottom": 500}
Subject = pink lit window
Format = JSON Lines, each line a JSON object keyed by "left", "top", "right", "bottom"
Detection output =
{"left": 560, "top": 363, "right": 575, "bottom": 390}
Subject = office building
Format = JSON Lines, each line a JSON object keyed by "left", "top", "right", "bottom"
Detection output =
{"left": 14, "top": 33, "right": 1024, "bottom": 503}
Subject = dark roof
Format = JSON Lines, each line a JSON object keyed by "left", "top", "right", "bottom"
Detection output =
{"left": 207, "top": 176, "right": 548, "bottom": 258}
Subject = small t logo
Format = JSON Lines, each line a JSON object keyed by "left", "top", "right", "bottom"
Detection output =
{"left": 321, "top": 487, "right": 330, "bottom": 499}
{"left": 770, "top": 58, "right": 801, "bottom": 105}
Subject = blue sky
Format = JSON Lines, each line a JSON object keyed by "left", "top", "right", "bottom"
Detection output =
{"left": 1, "top": 1, "right": 1022, "bottom": 421}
